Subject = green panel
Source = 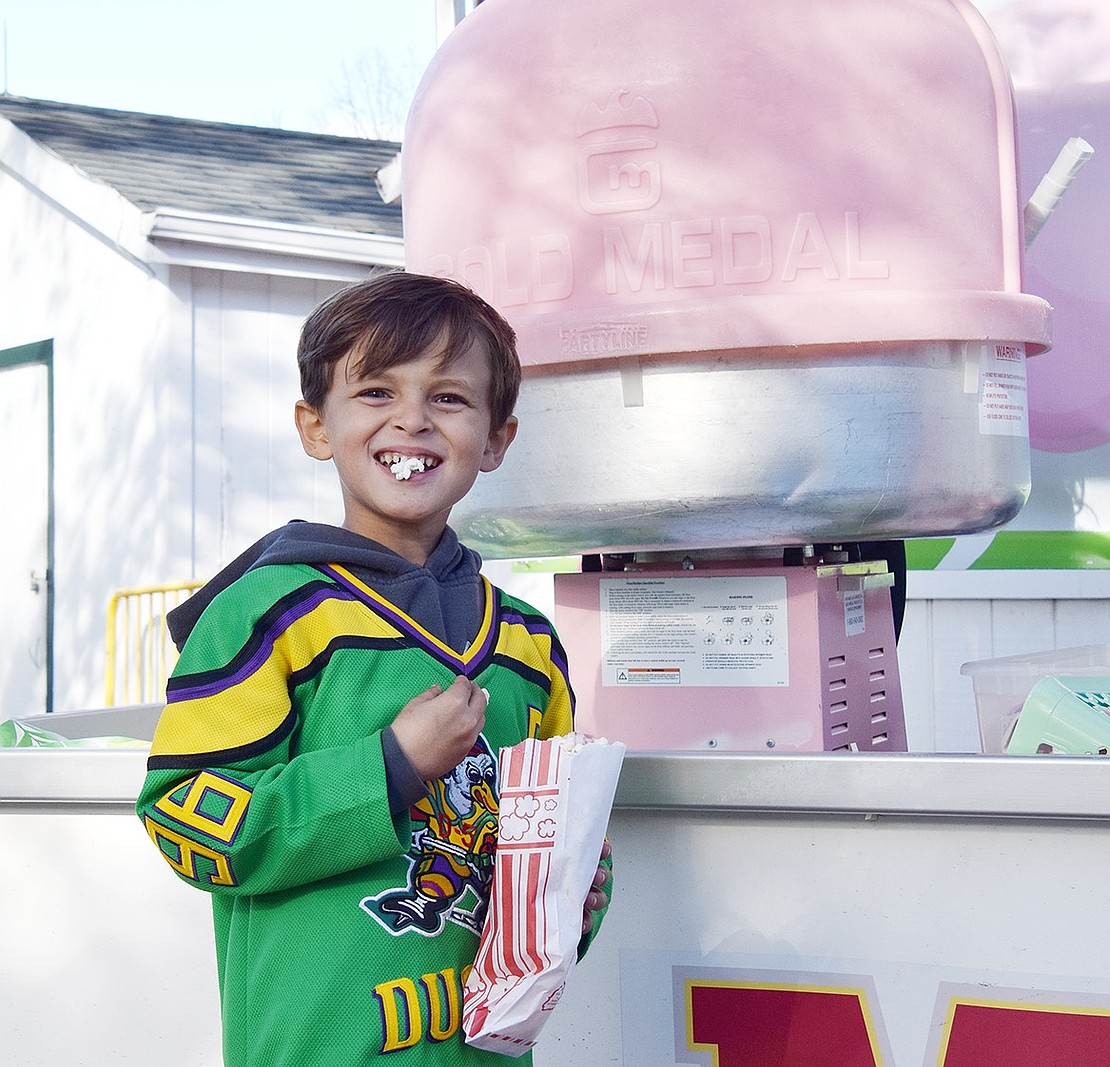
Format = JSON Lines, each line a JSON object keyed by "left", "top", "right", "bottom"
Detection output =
{"left": 969, "top": 531, "right": 1110, "bottom": 570}
{"left": 905, "top": 537, "right": 957, "bottom": 570}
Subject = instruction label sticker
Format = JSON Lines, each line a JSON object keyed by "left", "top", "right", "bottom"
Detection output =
{"left": 979, "top": 343, "right": 1028, "bottom": 437}
{"left": 599, "top": 575, "right": 788, "bottom": 688}
{"left": 843, "top": 590, "right": 866, "bottom": 636}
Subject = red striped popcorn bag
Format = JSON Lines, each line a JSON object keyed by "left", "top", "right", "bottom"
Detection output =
{"left": 462, "top": 733, "right": 625, "bottom": 1056}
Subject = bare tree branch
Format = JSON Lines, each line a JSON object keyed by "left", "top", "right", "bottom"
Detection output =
{"left": 325, "top": 45, "right": 426, "bottom": 142}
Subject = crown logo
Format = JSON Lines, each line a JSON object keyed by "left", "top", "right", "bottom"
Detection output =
{"left": 576, "top": 90, "right": 659, "bottom": 136}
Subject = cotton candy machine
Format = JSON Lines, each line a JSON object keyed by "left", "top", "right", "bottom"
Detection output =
{"left": 402, "top": 0, "right": 1052, "bottom": 752}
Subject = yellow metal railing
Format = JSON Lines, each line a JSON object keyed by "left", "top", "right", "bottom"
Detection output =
{"left": 105, "top": 581, "right": 205, "bottom": 706}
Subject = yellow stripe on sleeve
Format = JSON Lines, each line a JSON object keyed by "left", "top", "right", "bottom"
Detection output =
{"left": 151, "top": 595, "right": 403, "bottom": 759}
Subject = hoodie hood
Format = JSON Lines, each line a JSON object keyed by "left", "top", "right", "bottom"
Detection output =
{"left": 167, "top": 521, "right": 484, "bottom": 651}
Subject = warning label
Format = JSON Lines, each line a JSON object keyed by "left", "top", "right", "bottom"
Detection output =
{"left": 979, "top": 343, "right": 1028, "bottom": 438}
{"left": 615, "top": 667, "right": 682, "bottom": 685}
{"left": 600, "top": 575, "right": 788, "bottom": 688}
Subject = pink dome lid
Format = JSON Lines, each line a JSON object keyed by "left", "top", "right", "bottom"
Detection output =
{"left": 403, "top": 0, "right": 1050, "bottom": 366}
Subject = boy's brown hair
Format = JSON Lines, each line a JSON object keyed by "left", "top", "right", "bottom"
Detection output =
{"left": 297, "top": 271, "right": 521, "bottom": 429}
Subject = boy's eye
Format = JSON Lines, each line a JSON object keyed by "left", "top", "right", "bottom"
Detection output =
{"left": 356, "top": 387, "right": 390, "bottom": 400}
{"left": 434, "top": 393, "right": 469, "bottom": 406}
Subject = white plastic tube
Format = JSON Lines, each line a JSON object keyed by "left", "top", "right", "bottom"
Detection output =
{"left": 1024, "top": 136, "right": 1095, "bottom": 249}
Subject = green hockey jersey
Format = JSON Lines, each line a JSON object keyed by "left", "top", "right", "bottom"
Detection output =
{"left": 137, "top": 558, "right": 576, "bottom": 1066}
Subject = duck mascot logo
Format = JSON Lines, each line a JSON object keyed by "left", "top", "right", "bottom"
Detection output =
{"left": 361, "top": 736, "right": 499, "bottom": 937}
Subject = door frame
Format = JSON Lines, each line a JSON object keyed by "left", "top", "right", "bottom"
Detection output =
{"left": 0, "top": 339, "right": 54, "bottom": 711}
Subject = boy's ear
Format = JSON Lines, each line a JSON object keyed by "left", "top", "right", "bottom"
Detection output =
{"left": 295, "top": 400, "right": 333, "bottom": 461}
{"left": 480, "top": 415, "right": 518, "bottom": 473}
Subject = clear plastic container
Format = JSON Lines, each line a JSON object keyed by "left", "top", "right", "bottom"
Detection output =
{"left": 960, "top": 646, "right": 1110, "bottom": 754}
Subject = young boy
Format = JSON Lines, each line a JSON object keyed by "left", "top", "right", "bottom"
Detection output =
{"left": 136, "top": 272, "right": 611, "bottom": 1066}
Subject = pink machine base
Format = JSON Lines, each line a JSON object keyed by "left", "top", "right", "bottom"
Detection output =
{"left": 554, "top": 560, "right": 906, "bottom": 753}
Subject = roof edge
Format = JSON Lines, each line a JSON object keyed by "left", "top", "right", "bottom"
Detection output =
{"left": 0, "top": 112, "right": 154, "bottom": 274}
{"left": 144, "top": 208, "right": 405, "bottom": 276}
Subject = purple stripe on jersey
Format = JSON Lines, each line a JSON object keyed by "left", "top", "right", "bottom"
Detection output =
{"left": 499, "top": 609, "right": 554, "bottom": 638}
{"left": 547, "top": 642, "right": 570, "bottom": 682}
{"left": 167, "top": 586, "right": 350, "bottom": 703}
{"left": 498, "top": 608, "right": 572, "bottom": 689}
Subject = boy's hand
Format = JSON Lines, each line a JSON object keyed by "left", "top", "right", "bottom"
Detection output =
{"left": 581, "top": 838, "right": 613, "bottom": 936}
{"left": 391, "top": 676, "right": 488, "bottom": 780}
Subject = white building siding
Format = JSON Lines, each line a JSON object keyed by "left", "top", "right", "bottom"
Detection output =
{"left": 180, "top": 267, "right": 346, "bottom": 585}
{"left": 0, "top": 117, "right": 387, "bottom": 713}
{"left": 0, "top": 126, "right": 175, "bottom": 713}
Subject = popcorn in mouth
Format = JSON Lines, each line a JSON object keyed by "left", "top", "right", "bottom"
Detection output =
{"left": 378, "top": 452, "right": 438, "bottom": 480}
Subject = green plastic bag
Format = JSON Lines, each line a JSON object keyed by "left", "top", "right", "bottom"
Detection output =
{"left": 0, "top": 719, "right": 147, "bottom": 748}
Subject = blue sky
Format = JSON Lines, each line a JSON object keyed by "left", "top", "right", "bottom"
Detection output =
{"left": 0, "top": 1, "right": 1028, "bottom": 140}
{"left": 0, "top": 0, "right": 438, "bottom": 138}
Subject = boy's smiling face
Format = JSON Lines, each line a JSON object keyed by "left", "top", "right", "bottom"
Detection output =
{"left": 295, "top": 336, "right": 516, "bottom": 565}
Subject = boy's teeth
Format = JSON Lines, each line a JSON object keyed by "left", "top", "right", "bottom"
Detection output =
{"left": 384, "top": 453, "right": 436, "bottom": 480}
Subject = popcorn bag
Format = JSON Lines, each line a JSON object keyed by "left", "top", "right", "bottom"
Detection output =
{"left": 462, "top": 733, "right": 625, "bottom": 1056}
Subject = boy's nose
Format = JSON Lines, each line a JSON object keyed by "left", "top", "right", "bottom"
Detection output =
{"left": 392, "top": 396, "right": 432, "bottom": 433}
